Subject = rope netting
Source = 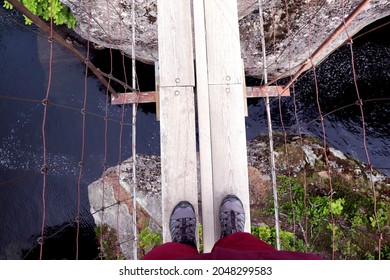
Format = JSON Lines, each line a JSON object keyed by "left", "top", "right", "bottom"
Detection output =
{"left": 1, "top": 0, "right": 140, "bottom": 260}
{"left": 0, "top": 0, "right": 388, "bottom": 260}
{"left": 257, "top": 0, "right": 388, "bottom": 260}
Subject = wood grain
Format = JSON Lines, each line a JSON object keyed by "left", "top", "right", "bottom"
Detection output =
{"left": 157, "top": 0, "right": 195, "bottom": 87}
{"left": 208, "top": 84, "right": 251, "bottom": 236}
{"left": 204, "top": 0, "right": 243, "bottom": 85}
{"left": 193, "top": 0, "right": 215, "bottom": 252}
{"left": 160, "top": 87, "right": 198, "bottom": 242}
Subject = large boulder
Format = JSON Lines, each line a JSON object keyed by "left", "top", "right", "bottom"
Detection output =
{"left": 61, "top": 0, "right": 389, "bottom": 79}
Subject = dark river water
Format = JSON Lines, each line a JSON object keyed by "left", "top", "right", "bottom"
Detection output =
{"left": 0, "top": 7, "right": 388, "bottom": 259}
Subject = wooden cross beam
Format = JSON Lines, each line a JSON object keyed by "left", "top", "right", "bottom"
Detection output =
{"left": 112, "top": 60, "right": 290, "bottom": 111}
{"left": 111, "top": 84, "right": 290, "bottom": 117}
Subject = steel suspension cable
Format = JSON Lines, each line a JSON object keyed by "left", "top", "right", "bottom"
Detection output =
{"left": 281, "top": 0, "right": 297, "bottom": 247}
{"left": 75, "top": 0, "right": 91, "bottom": 260}
{"left": 38, "top": 0, "right": 54, "bottom": 260}
{"left": 306, "top": 0, "right": 335, "bottom": 259}
{"left": 341, "top": 0, "right": 382, "bottom": 259}
{"left": 131, "top": 0, "right": 138, "bottom": 260}
{"left": 258, "top": 0, "right": 281, "bottom": 250}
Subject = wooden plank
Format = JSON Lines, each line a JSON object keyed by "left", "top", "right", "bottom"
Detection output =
{"left": 208, "top": 84, "right": 251, "bottom": 236}
{"left": 193, "top": 0, "right": 215, "bottom": 253}
{"left": 111, "top": 86, "right": 290, "bottom": 104}
{"left": 204, "top": 0, "right": 250, "bottom": 237}
{"left": 246, "top": 86, "right": 290, "bottom": 97}
{"left": 158, "top": 0, "right": 197, "bottom": 244}
{"left": 160, "top": 87, "right": 198, "bottom": 243}
{"left": 111, "top": 92, "right": 155, "bottom": 105}
{"left": 157, "top": 0, "right": 194, "bottom": 87}
{"left": 204, "top": 0, "right": 242, "bottom": 85}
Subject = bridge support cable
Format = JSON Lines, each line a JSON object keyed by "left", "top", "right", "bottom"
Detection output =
{"left": 258, "top": 0, "right": 281, "bottom": 250}
{"left": 131, "top": 0, "right": 138, "bottom": 260}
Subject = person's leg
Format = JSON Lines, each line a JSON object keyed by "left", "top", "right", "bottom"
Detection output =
{"left": 213, "top": 195, "right": 275, "bottom": 252}
{"left": 212, "top": 232, "right": 276, "bottom": 252}
{"left": 143, "top": 242, "right": 199, "bottom": 260}
{"left": 143, "top": 201, "right": 199, "bottom": 260}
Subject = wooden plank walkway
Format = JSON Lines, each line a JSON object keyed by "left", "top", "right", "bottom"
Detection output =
{"left": 153, "top": 0, "right": 255, "bottom": 249}
{"left": 157, "top": 0, "right": 198, "bottom": 243}
{"left": 204, "top": 0, "right": 250, "bottom": 241}
{"left": 141, "top": 0, "right": 291, "bottom": 251}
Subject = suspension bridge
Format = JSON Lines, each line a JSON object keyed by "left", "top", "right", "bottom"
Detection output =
{"left": 1, "top": 0, "right": 388, "bottom": 260}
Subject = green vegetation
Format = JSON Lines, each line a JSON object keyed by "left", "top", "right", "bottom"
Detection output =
{"left": 138, "top": 227, "right": 162, "bottom": 257}
{"left": 249, "top": 134, "right": 389, "bottom": 259}
{"left": 95, "top": 224, "right": 162, "bottom": 259}
{"left": 94, "top": 224, "right": 126, "bottom": 260}
{"left": 262, "top": 175, "right": 390, "bottom": 259}
{"left": 3, "top": 0, "right": 76, "bottom": 28}
{"left": 251, "top": 225, "right": 306, "bottom": 252}
{"left": 198, "top": 223, "right": 203, "bottom": 253}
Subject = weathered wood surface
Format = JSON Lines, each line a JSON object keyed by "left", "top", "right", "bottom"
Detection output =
{"left": 193, "top": 0, "right": 215, "bottom": 253}
{"left": 208, "top": 84, "right": 251, "bottom": 237}
{"left": 157, "top": 0, "right": 197, "bottom": 243}
{"left": 246, "top": 86, "right": 290, "bottom": 98}
{"left": 157, "top": 0, "right": 194, "bottom": 87}
{"left": 111, "top": 91, "right": 156, "bottom": 104}
{"left": 204, "top": 0, "right": 242, "bottom": 85}
{"left": 159, "top": 87, "right": 198, "bottom": 242}
{"left": 204, "top": 0, "right": 251, "bottom": 237}
{"left": 111, "top": 86, "right": 290, "bottom": 104}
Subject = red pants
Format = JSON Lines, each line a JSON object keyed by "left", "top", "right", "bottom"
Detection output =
{"left": 144, "top": 232, "right": 322, "bottom": 260}
{"left": 144, "top": 232, "right": 276, "bottom": 260}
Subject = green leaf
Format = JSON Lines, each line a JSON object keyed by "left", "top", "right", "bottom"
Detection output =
{"left": 3, "top": 1, "right": 13, "bottom": 9}
{"left": 4, "top": 0, "right": 76, "bottom": 29}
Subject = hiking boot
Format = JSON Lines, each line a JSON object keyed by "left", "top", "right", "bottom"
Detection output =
{"left": 169, "top": 201, "right": 196, "bottom": 247}
{"left": 219, "top": 195, "right": 245, "bottom": 238}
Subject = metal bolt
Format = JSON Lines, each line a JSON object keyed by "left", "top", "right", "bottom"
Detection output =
{"left": 226, "top": 76, "right": 231, "bottom": 81}
{"left": 175, "top": 78, "right": 180, "bottom": 83}
{"left": 225, "top": 87, "right": 230, "bottom": 93}
{"left": 175, "top": 90, "right": 180, "bottom": 96}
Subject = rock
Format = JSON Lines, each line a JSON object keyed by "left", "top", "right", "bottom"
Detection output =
{"left": 302, "top": 144, "right": 322, "bottom": 167}
{"left": 329, "top": 147, "right": 347, "bottom": 160}
{"left": 318, "top": 170, "right": 330, "bottom": 179}
{"left": 88, "top": 173, "right": 135, "bottom": 259}
{"left": 88, "top": 155, "right": 162, "bottom": 259}
{"left": 248, "top": 166, "right": 270, "bottom": 206}
{"left": 366, "top": 170, "right": 387, "bottom": 183}
{"left": 354, "top": 167, "right": 362, "bottom": 176}
{"left": 60, "top": 0, "right": 390, "bottom": 79}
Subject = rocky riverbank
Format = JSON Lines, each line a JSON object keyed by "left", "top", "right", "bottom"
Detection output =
{"left": 88, "top": 134, "right": 389, "bottom": 259}
{"left": 60, "top": 0, "right": 390, "bottom": 79}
